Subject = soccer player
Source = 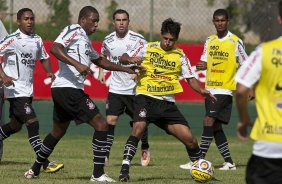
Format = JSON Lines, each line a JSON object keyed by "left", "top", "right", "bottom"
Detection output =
{"left": 179, "top": 9, "right": 248, "bottom": 170}
{"left": 235, "top": 1, "right": 282, "bottom": 183}
{"left": 0, "top": 19, "right": 8, "bottom": 162}
{"left": 0, "top": 8, "right": 63, "bottom": 173}
{"left": 24, "top": 6, "right": 137, "bottom": 182}
{"left": 117, "top": 18, "right": 216, "bottom": 182}
{"left": 98, "top": 9, "right": 151, "bottom": 167}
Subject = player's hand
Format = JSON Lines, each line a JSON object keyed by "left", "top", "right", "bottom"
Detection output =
{"left": 236, "top": 121, "right": 249, "bottom": 141}
{"left": 47, "top": 73, "right": 56, "bottom": 82}
{"left": 248, "top": 89, "right": 255, "bottom": 101}
{"left": 2, "top": 74, "right": 16, "bottom": 87}
{"left": 196, "top": 61, "right": 207, "bottom": 70}
{"left": 128, "top": 57, "right": 144, "bottom": 65}
{"left": 98, "top": 75, "right": 106, "bottom": 84}
{"left": 200, "top": 89, "right": 217, "bottom": 102}
{"left": 77, "top": 63, "right": 93, "bottom": 77}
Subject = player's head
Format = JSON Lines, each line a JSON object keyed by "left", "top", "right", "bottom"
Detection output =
{"left": 160, "top": 18, "right": 181, "bottom": 51}
{"left": 112, "top": 9, "right": 130, "bottom": 38}
{"left": 78, "top": 6, "right": 99, "bottom": 35}
{"left": 213, "top": 9, "right": 229, "bottom": 34}
{"left": 17, "top": 8, "right": 34, "bottom": 35}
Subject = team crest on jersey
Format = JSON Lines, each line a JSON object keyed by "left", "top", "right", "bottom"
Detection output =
{"left": 24, "top": 103, "right": 32, "bottom": 114}
{"left": 86, "top": 99, "right": 95, "bottom": 110}
{"left": 139, "top": 108, "right": 147, "bottom": 118}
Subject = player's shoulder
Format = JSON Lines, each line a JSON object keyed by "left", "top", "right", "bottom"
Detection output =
{"left": 0, "top": 31, "right": 19, "bottom": 44}
{"left": 104, "top": 32, "right": 115, "bottom": 44}
{"left": 128, "top": 30, "right": 145, "bottom": 41}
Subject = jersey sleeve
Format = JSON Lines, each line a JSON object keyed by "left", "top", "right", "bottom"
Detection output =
{"left": 37, "top": 37, "right": 50, "bottom": 60}
{"left": 236, "top": 39, "right": 248, "bottom": 65}
{"left": 54, "top": 25, "right": 79, "bottom": 47}
{"left": 235, "top": 45, "right": 262, "bottom": 88}
{"left": 127, "top": 42, "right": 147, "bottom": 58}
{"left": 181, "top": 53, "right": 195, "bottom": 78}
{"left": 101, "top": 40, "right": 110, "bottom": 57}
{"left": 200, "top": 39, "right": 208, "bottom": 62}
{"left": 0, "top": 35, "right": 15, "bottom": 56}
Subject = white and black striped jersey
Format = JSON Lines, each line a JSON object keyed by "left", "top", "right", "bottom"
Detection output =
{"left": 101, "top": 30, "right": 147, "bottom": 95}
{"left": 51, "top": 24, "right": 100, "bottom": 90}
{"left": 0, "top": 29, "right": 49, "bottom": 98}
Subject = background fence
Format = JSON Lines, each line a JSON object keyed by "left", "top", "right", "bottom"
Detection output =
{"left": 0, "top": 0, "right": 282, "bottom": 49}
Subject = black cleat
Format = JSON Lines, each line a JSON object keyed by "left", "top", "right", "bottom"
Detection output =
{"left": 119, "top": 174, "right": 130, "bottom": 182}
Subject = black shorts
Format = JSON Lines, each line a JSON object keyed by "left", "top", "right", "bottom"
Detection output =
{"left": 133, "top": 95, "right": 189, "bottom": 132}
{"left": 246, "top": 154, "right": 282, "bottom": 184}
{"left": 106, "top": 92, "right": 134, "bottom": 118}
{"left": 51, "top": 87, "right": 100, "bottom": 125}
{"left": 8, "top": 97, "right": 36, "bottom": 124}
{"left": 205, "top": 94, "right": 232, "bottom": 124}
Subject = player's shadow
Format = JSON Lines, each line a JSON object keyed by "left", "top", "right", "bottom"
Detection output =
{"left": 0, "top": 160, "right": 29, "bottom": 165}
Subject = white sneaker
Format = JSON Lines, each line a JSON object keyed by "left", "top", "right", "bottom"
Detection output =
{"left": 179, "top": 161, "right": 193, "bottom": 170}
{"left": 219, "top": 162, "right": 236, "bottom": 170}
{"left": 24, "top": 169, "right": 38, "bottom": 179}
{"left": 140, "top": 149, "right": 151, "bottom": 166}
{"left": 90, "top": 174, "right": 116, "bottom": 182}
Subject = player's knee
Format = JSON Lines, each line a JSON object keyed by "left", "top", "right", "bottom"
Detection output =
{"left": 203, "top": 116, "right": 215, "bottom": 126}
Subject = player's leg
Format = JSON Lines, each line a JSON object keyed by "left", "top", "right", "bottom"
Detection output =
{"left": 213, "top": 95, "right": 235, "bottom": 170}
{"left": 25, "top": 120, "right": 69, "bottom": 178}
{"left": 125, "top": 94, "right": 150, "bottom": 167}
{"left": 0, "top": 83, "right": 4, "bottom": 162}
{"left": 200, "top": 116, "right": 215, "bottom": 158}
{"left": 119, "top": 121, "right": 146, "bottom": 182}
{"left": 167, "top": 123, "right": 203, "bottom": 162}
{"left": 105, "top": 92, "right": 124, "bottom": 164}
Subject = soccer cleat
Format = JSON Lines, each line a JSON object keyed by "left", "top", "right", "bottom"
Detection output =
{"left": 140, "top": 149, "right": 150, "bottom": 166}
{"left": 179, "top": 161, "right": 193, "bottom": 170}
{"left": 119, "top": 174, "right": 130, "bottom": 182}
{"left": 90, "top": 174, "right": 116, "bottom": 182}
{"left": 219, "top": 162, "right": 236, "bottom": 170}
{"left": 44, "top": 161, "right": 64, "bottom": 173}
{"left": 24, "top": 169, "right": 38, "bottom": 179}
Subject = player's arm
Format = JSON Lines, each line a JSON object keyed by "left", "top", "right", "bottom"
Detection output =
{"left": 92, "top": 57, "right": 136, "bottom": 74}
{"left": 41, "top": 58, "right": 55, "bottom": 82}
{"left": 196, "top": 61, "right": 207, "bottom": 70}
{"left": 50, "top": 42, "right": 92, "bottom": 76}
{"left": 120, "top": 53, "right": 143, "bottom": 65}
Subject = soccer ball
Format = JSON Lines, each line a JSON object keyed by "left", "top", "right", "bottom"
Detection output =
{"left": 190, "top": 159, "right": 214, "bottom": 183}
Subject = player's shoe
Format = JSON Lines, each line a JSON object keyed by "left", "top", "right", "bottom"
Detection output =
{"left": 44, "top": 161, "right": 64, "bottom": 173}
{"left": 179, "top": 161, "right": 193, "bottom": 170}
{"left": 119, "top": 174, "right": 130, "bottom": 182}
{"left": 219, "top": 162, "right": 236, "bottom": 170}
{"left": 90, "top": 174, "right": 116, "bottom": 182}
{"left": 24, "top": 169, "right": 38, "bottom": 179}
{"left": 140, "top": 149, "right": 150, "bottom": 166}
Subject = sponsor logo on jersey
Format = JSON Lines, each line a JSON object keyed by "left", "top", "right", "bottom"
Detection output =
{"left": 0, "top": 38, "right": 14, "bottom": 52}
{"left": 212, "top": 62, "right": 223, "bottom": 66}
{"left": 64, "top": 31, "right": 78, "bottom": 46}
{"left": 132, "top": 41, "right": 144, "bottom": 57}
{"left": 149, "top": 52, "right": 176, "bottom": 70}
{"left": 147, "top": 84, "right": 174, "bottom": 92}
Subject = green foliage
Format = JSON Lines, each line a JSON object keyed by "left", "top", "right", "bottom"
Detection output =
{"left": 105, "top": 0, "right": 118, "bottom": 31}
{"left": 0, "top": 0, "right": 7, "bottom": 11}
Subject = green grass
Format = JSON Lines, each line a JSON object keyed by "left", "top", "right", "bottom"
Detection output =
{"left": 0, "top": 133, "right": 253, "bottom": 184}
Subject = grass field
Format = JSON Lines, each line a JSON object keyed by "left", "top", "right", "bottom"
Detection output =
{"left": 0, "top": 133, "right": 253, "bottom": 184}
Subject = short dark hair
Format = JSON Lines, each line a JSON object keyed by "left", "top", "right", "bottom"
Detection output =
{"left": 279, "top": 1, "right": 282, "bottom": 17}
{"left": 113, "top": 9, "right": 129, "bottom": 20}
{"left": 78, "top": 6, "right": 98, "bottom": 20}
{"left": 161, "top": 18, "right": 181, "bottom": 39}
{"left": 213, "top": 9, "right": 229, "bottom": 20}
{"left": 17, "top": 8, "right": 33, "bottom": 20}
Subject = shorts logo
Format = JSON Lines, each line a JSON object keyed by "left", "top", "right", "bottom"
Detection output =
{"left": 139, "top": 108, "right": 147, "bottom": 118}
{"left": 24, "top": 103, "right": 32, "bottom": 114}
{"left": 86, "top": 99, "right": 95, "bottom": 110}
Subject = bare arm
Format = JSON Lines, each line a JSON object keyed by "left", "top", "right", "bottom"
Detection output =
{"left": 120, "top": 53, "right": 143, "bottom": 65}
{"left": 93, "top": 57, "right": 136, "bottom": 74}
{"left": 50, "top": 42, "right": 92, "bottom": 75}
{"left": 98, "top": 67, "right": 105, "bottom": 84}
{"left": 195, "top": 61, "right": 207, "bottom": 70}
{"left": 186, "top": 77, "right": 216, "bottom": 102}
{"left": 41, "top": 59, "right": 55, "bottom": 82}
{"left": 236, "top": 83, "right": 252, "bottom": 141}
{"left": 0, "top": 60, "right": 15, "bottom": 87}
